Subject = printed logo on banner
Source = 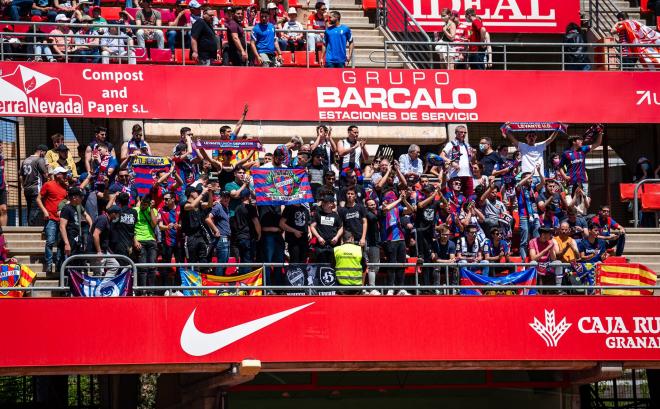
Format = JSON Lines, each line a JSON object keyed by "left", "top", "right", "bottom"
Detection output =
{"left": 529, "top": 310, "right": 572, "bottom": 347}
{"left": 0, "top": 65, "right": 83, "bottom": 116}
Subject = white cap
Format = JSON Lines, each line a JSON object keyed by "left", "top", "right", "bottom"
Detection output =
{"left": 55, "top": 13, "right": 69, "bottom": 22}
{"left": 8, "top": 38, "right": 20, "bottom": 44}
{"left": 51, "top": 166, "right": 68, "bottom": 175}
{"left": 267, "top": 2, "right": 276, "bottom": 8}
{"left": 188, "top": 0, "right": 201, "bottom": 8}
{"left": 287, "top": 7, "right": 297, "bottom": 14}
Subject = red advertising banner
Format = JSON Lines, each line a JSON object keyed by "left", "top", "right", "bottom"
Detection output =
{"left": 397, "top": 0, "right": 581, "bottom": 33}
{"left": 0, "top": 62, "right": 657, "bottom": 124}
{"left": 2, "top": 296, "right": 660, "bottom": 370}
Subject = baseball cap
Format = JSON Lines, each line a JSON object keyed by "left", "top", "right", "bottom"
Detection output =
{"left": 267, "top": 2, "right": 277, "bottom": 8}
{"left": 55, "top": 14, "right": 69, "bottom": 22}
{"left": 220, "top": 190, "right": 231, "bottom": 198}
{"left": 107, "top": 205, "right": 121, "bottom": 214}
{"left": 52, "top": 166, "right": 68, "bottom": 175}
{"left": 37, "top": 144, "right": 49, "bottom": 152}
{"left": 287, "top": 7, "right": 297, "bottom": 13}
{"left": 188, "top": 0, "right": 201, "bottom": 8}
{"left": 55, "top": 144, "right": 69, "bottom": 152}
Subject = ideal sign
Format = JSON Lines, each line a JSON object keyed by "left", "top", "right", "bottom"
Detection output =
{"left": 400, "top": 0, "right": 581, "bottom": 33}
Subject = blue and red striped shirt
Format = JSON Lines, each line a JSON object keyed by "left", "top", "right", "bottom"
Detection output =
{"left": 561, "top": 146, "right": 591, "bottom": 184}
{"left": 159, "top": 206, "right": 179, "bottom": 247}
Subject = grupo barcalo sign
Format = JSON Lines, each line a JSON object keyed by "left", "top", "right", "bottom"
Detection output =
{"left": 0, "top": 62, "right": 657, "bottom": 123}
{"left": 2, "top": 297, "right": 660, "bottom": 370}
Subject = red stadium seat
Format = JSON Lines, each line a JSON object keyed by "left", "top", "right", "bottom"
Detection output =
{"left": 232, "top": 0, "right": 254, "bottom": 5}
{"left": 619, "top": 183, "right": 637, "bottom": 202}
{"left": 149, "top": 48, "right": 172, "bottom": 62}
{"left": 225, "top": 257, "right": 238, "bottom": 276}
{"left": 508, "top": 256, "right": 525, "bottom": 272}
{"left": 644, "top": 183, "right": 660, "bottom": 194}
{"left": 174, "top": 48, "right": 193, "bottom": 64}
{"left": 134, "top": 47, "right": 149, "bottom": 62}
{"left": 157, "top": 8, "right": 175, "bottom": 23}
{"left": 294, "top": 50, "right": 319, "bottom": 66}
{"left": 101, "top": 7, "right": 122, "bottom": 20}
{"left": 362, "top": 0, "right": 377, "bottom": 10}
{"left": 280, "top": 50, "right": 294, "bottom": 66}
{"left": 207, "top": 0, "right": 231, "bottom": 5}
{"left": 288, "top": 0, "right": 299, "bottom": 6}
{"left": 641, "top": 191, "right": 660, "bottom": 211}
{"left": 12, "top": 24, "right": 30, "bottom": 34}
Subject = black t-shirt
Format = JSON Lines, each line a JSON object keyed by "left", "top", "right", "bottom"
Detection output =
{"left": 89, "top": 213, "right": 111, "bottom": 252}
{"left": 110, "top": 207, "right": 137, "bottom": 254}
{"left": 191, "top": 18, "right": 218, "bottom": 60}
{"left": 180, "top": 204, "right": 203, "bottom": 235}
{"left": 435, "top": 240, "right": 457, "bottom": 260}
{"left": 480, "top": 151, "right": 503, "bottom": 176}
{"left": 259, "top": 205, "right": 282, "bottom": 229}
{"left": 415, "top": 201, "right": 440, "bottom": 234}
{"left": 218, "top": 168, "right": 234, "bottom": 189}
{"left": 365, "top": 211, "right": 380, "bottom": 247}
{"left": 232, "top": 202, "right": 258, "bottom": 241}
{"left": 282, "top": 205, "right": 310, "bottom": 242}
{"left": 314, "top": 209, "right": 342, "bottom": 242}
{"left": 339, "top": 203, "right": 365, "bottom": 239}
{"left": 60, "top": 204, "right": 81, "bottom": 249}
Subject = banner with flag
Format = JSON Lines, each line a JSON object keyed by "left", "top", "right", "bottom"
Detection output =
{"left": 596, "top": 263, "right": 657, "bottom": 296}
{"left": 132, "top": 155, "right": 171, "bottom": 197}
{"left": 283, "top": 265, "right": 337, "bottom": 295}
{"left": 500, "top": 122, "right": 567, "bottom": 134}
{"left": 252, "top": 168, "right": 313, "bottom": 206}
{"left": 69, "top": 269, "right": 133, "bottom": 297}
{"left": 179, "top": 268, "right": 263, "bottom": 296}
{"left": 459, "top": 268, "right": 537, "bottom": 295}
{"left": 0, "top": 264, "right": 36, "bottom": 298}
{"left": 194, "top": 140, "right": 263, "bottom": 151}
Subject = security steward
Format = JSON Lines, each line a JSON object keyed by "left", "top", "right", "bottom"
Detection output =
{"left": 333, "top": 231, "right": 366, "bottom": 293}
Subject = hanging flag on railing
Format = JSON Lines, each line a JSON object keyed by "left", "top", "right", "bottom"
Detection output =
{"left": 596, "top": 263, "right": 657, "bottom": 296}
{"left": 179, "top": 268, "right": 263, "bottom": 296}
{"left": 69, "top": 269, "right": 133, "bottom": 297}
{"left": 252, "top": 168, "right": 313, "bottom": 206}
{"left": 283, "top": 265, "right": 337, "bottom": 296}
{"left": 132, "top": 155, "right": 171, "bottom": 197}
{"left": 459, "top": 268, "right": 537, "bottom": 295}
{"left": 194, "top": 140, "right": 263, "bottom": 151}
{"left": 0, "top": 264, "right": 36, "bottom": 298}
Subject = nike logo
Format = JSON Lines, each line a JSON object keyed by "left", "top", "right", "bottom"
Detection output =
{"left": 180, "top": 303, "right": 315, "bottom": 357}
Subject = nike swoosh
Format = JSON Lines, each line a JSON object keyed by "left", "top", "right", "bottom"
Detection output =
{"left": 180, "top": 302, "right": 315, "bottom": 357}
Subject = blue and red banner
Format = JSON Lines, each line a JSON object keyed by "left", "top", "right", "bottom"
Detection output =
{"left": 180, "top": 268, "right": 263, "bottom": 296}
{"left": 69, "top": 269, "right": 133, "bottom": 297}
{"left": 459, "top": 268, "right": 537, "bottom": 295}
{"left": 252, "top": 168, "right": 313, "bottom": 206}
{"left": 501, "top": 122, "right": 567, "bottom": 134}
{"left": 132, "top": 155, "right": 171, "bottom": 197}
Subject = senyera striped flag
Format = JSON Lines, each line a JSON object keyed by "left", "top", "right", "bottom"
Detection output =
{"left": 596, "top": 263, "right": 657, "bottom": 296}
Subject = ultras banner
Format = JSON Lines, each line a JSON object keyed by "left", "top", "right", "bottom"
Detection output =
{"left": 2, "top": 297, "right": 660, "bottom": 368}
{"left": 0, "top": 62, "right": 657, "bottom": 123}
{"left": 395, "top": 0, "right": 580, "bottom": 34}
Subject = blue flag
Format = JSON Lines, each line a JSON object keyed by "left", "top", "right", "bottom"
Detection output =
{"left": 69, "top": 269, "right": 133, "bottom": 297}
{"left": 459, "top": 268, "right": 537, "bottom": 295}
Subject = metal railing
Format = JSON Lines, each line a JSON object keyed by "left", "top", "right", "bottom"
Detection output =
{"left": 2, "top": 256, "right": 655, "bottom": 296}
{"left": 383, "top": 40, "right": 653, "bottom": 70}
{"left": 0, "top": 20, "right": 334, "bottom": 67}
{"left": 633, "top": 179, "right": 660, "bottom": 227}
{"left": 587, "top": 0, "right": 623, "bottom": 36}
{"left": 376, "top": 0, "right": 432, "bottom": 69}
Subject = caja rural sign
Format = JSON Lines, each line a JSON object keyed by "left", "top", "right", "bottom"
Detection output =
{"left": 0, "top": 62, "right": 657, "bottom": 124}
{"left": 2, "top": 297, "right": 660, "bottom": 370}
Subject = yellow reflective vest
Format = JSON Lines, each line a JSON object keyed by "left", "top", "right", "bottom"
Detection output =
{"left": 334, "top": 243, "right": 363, "bottom": 286}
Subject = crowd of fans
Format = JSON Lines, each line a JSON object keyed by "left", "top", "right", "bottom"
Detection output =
{"left": 19, "top": 111, "right": 628, "bottom": 294}
{"left": 0, "top": 0, "right": 355, "bottom": 67}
